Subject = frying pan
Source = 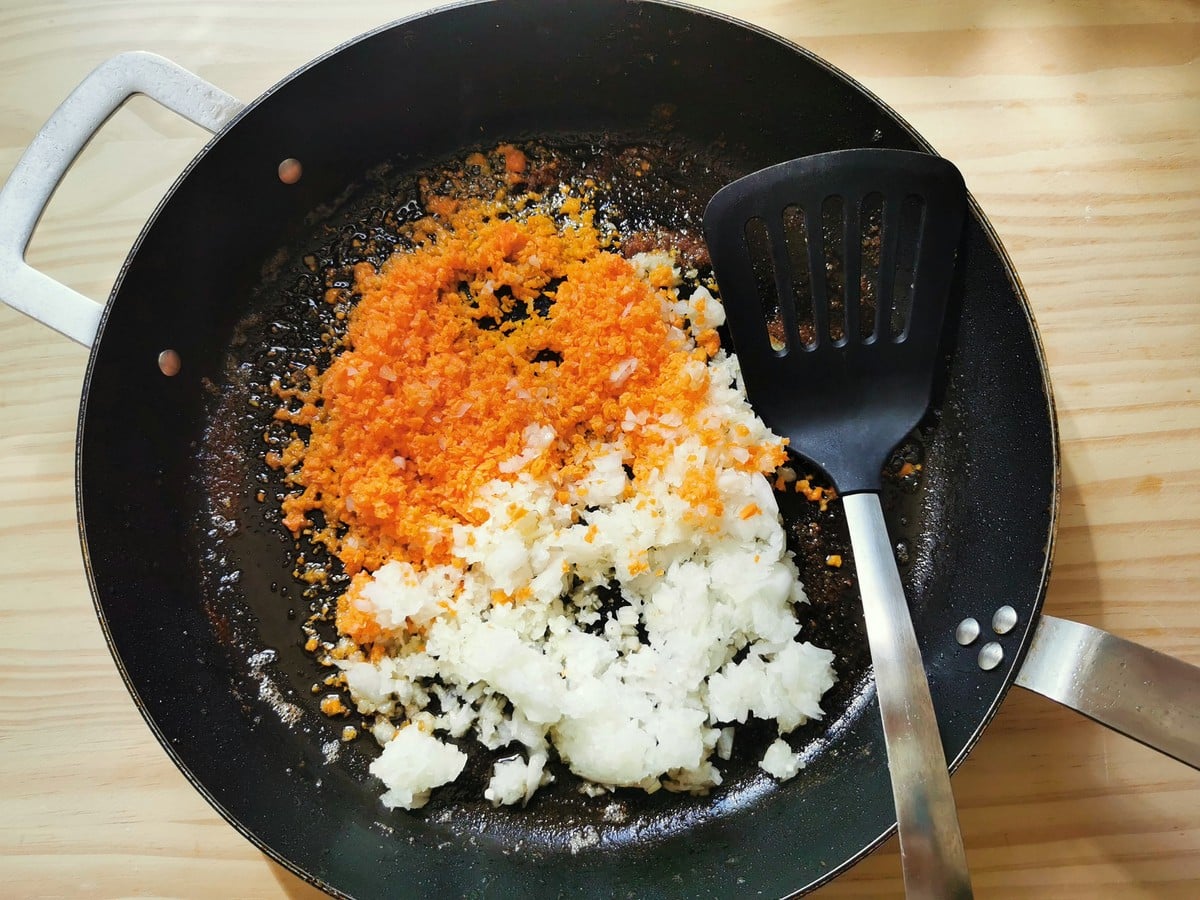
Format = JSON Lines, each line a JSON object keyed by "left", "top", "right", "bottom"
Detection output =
{"left": 1, "top": 1, "right": 1197, "bottom": 897}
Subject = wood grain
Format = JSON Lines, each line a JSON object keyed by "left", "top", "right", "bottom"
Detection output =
{"left": 1, "top": 1, "right": 1197, "bottom": 897}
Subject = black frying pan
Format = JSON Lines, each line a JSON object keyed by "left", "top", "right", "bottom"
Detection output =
{"left": 0, "top": 0, "right": 1108, "bottom": 896}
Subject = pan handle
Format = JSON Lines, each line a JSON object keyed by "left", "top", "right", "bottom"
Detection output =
{"left": 1015, "top": 615, "right": 1200, "bottom": 769}
{"left": 0, "top": 51, "right": 243, "bottom": 347}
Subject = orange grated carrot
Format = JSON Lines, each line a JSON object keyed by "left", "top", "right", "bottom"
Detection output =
{"left": 320, "top": 696, "right": 348, "bottom": 717}
{"left": 739, "top": 503, "right": 762, "bottom": 519}
{"left": 272, "top": 184, "right": 789, "bottom": 652}
{"left": 498, "top": 144, "right": 526, "bottom": 175}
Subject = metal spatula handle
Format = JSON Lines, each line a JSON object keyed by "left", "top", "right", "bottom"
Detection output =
{"left": 844, "top": 492, "right": 973, "bottom": 900}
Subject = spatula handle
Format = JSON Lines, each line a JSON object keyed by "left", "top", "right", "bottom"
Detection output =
{"left": 842, "top": 491, "right": 973, "bottom": 900}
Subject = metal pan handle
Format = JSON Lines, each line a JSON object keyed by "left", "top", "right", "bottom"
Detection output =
{"left": 1016, "top": 615, "right": 1200, "bottom": 769}
{"left": 0, "top": 51, "right": 243, "bottom": 347}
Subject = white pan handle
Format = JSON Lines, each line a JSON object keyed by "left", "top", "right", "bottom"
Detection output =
{"left": 0, "top": 51, "right": 244, "bottom": 347}
{"left": 1016, "top": 614, "right": 1200, "bottom": 769}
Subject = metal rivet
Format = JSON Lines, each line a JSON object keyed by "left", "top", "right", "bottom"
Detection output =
{"left": 978, "top": 641, "right": 1004, "bottom": 671}
{"left": 992, "top": 604, "right": 1018, "bottom": 635}
{"left": 278, "top": 158, "right": 303, "bottom": 184}
{"left": 158, "top": 349, "right": 181, "bottom": 376}
{"left": 955, "top": 617, "right": 980, "bottom": 646}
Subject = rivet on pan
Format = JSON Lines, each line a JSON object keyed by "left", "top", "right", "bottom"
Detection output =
{"left": 278, "top": 158, "right": 303, "bottom": 184}
{"left": 157, "top": 349, "right": 181, "bottom": 376}
{"left": 955, "top": 617, "right": 980, "bottom": 646}
{"left": 978, "top": 641, "right": 1004, "bottom": 671}
{"left": 992, "top": 604, "right": 1018, "bottom": 635}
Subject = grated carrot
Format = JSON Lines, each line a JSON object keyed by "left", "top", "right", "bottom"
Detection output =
{"left": 320, "top": 695, "right": 348, "bottom": 717}
{"left": 271, "top": 188, "right": 788, "bottom": 645}
{"left": 739, "top": 503, "right": 761, "bottom": 519}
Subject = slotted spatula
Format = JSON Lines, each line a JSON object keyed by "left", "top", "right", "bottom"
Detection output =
{"left": 704, "top": 149, "right": 971, "bottom": 899}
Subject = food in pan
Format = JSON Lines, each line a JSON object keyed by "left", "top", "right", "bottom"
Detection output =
{"left": 268, "top": 145, "right": 836, "bottom": 810}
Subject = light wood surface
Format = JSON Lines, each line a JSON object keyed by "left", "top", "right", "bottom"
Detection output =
{"left": 1, "top": 1, "right": 1197, "bottom": 897}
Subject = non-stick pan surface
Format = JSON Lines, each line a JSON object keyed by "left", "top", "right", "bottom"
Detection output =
{"left": 76, "top": 1, "right": 1055, "bottom": 896}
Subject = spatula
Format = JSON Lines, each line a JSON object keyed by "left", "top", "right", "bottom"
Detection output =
{"left": 704, "top": 149, "right": 972, "bottom": 899}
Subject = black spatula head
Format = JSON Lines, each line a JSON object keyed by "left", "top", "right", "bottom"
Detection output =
{"left": 704, "top": 149, "right": 967, "bottom": 493}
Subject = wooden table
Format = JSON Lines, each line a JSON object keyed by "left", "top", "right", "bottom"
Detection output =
{"left": 1, "top": 1, "right": 1197, "bottom": 896}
